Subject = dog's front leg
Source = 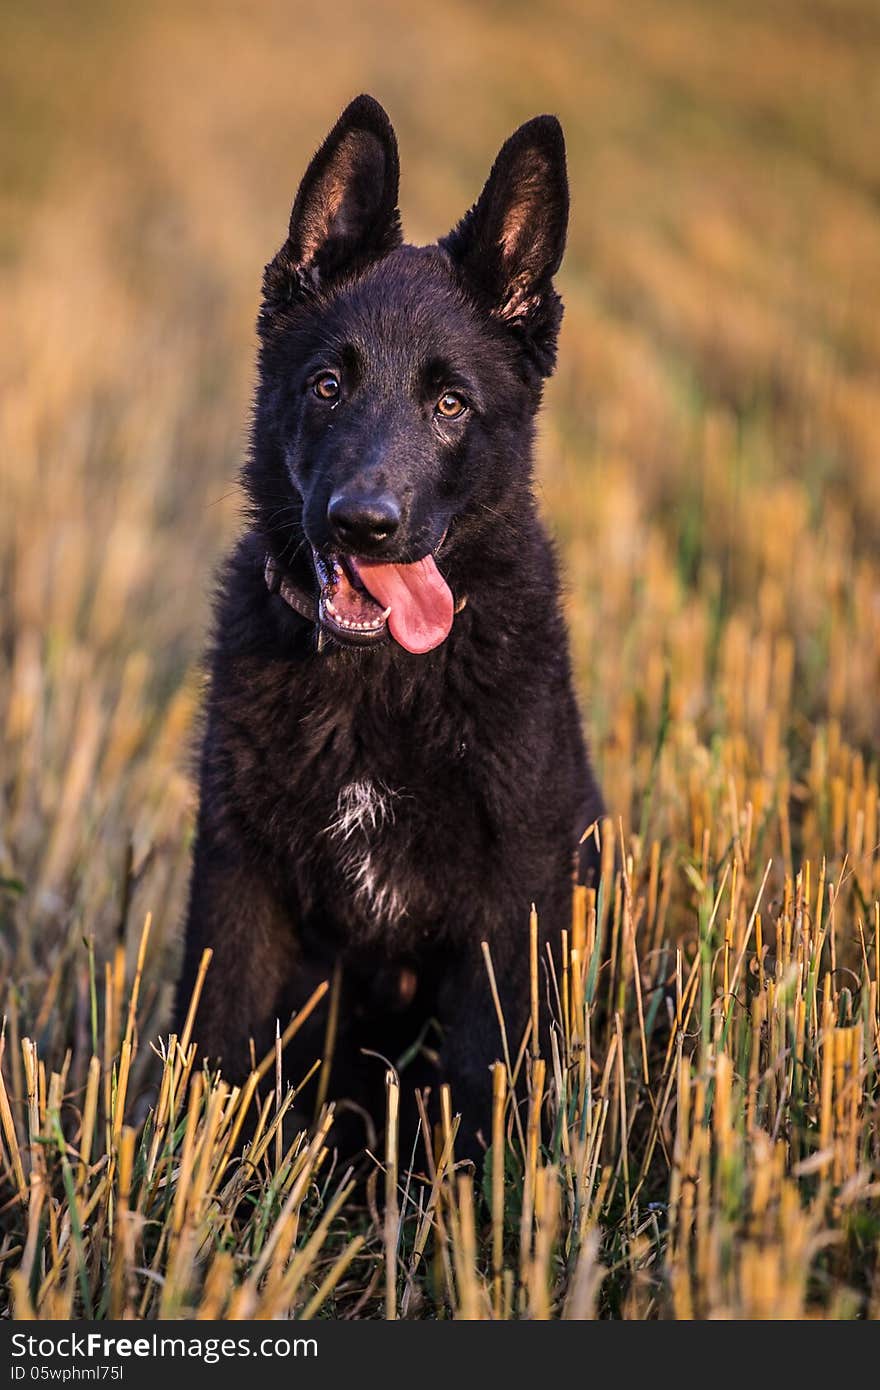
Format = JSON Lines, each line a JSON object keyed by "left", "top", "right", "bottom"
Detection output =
{"left": 437, "top": 943, "right": 528, "bottom": 1168}
{"left": 174, "top": 834, "right": 301, "bottom": 1085}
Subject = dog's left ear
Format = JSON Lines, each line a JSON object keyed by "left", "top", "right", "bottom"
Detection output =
{"left": 261, "top": 95, "right": 402, "bottom": 317}
{"left": 441, "top": 116, "right": 569, "bottom": 376}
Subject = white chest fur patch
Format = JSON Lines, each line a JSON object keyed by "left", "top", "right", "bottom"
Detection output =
{"left": 327, "top": 779, "right": 407, "bottom": 923}
{"left": 329, "top": 778, "right": 397, "bottom": 841}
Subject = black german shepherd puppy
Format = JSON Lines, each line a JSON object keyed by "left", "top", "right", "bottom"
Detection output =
{"left": 175, "top": 95, "right": 603, "bottom": 1160}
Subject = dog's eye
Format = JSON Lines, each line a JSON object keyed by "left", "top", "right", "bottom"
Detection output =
{"left": 435, "top": 391, "right": 467, "bottom": 419}
{"left": 313, "top": 373, "right": 340, "bottom": 401}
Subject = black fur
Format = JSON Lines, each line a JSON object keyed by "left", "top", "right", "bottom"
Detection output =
{"left": 175, "top": 95, "right": 603, "bottom": 1160}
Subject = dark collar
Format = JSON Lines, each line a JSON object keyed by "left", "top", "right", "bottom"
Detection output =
{"left": 263, "top": 554, "right": 318, "bottom": 622}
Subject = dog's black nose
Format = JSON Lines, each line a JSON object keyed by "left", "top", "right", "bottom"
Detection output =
{"left": 327, "top": 491, "right": 402, "bottom": 548}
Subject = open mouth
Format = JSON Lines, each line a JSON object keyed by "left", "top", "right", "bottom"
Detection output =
{"left": 313, "top": 545, "right": 454, "bottom": 655}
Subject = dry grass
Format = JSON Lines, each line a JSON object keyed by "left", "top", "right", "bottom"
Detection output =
{"left": 1, "top": 0, "right": 879, "bottom": 1319}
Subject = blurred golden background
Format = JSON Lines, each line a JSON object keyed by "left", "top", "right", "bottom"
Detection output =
{"left": 2, "top": 0, "right": 880, "bottom": 1034}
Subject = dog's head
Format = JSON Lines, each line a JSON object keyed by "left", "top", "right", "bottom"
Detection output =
{"left": 251, "top": 95, "right": 569, "bottom": 654}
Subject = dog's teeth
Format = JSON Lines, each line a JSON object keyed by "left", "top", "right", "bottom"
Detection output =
{"left": 320, "top": 602, "right": 387, "bottom": 635}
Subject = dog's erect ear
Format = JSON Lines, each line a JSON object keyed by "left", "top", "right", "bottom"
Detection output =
{"left": 441, "top": 116, "right": 569, "bottom": 375}
{"left": 262, "top": 95, "right": 401, "bottom": 313}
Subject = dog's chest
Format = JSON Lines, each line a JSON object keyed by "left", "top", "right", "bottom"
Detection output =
{"left": 324, "top": 777, "right": 411, "bottom": 927}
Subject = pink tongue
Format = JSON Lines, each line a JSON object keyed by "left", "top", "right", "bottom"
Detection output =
{"left": 355, "top": 554, "right": 454, "bottom": 654}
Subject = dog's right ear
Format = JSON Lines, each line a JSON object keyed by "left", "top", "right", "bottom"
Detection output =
{"left": 261, "top": 95, "right": 401, "bottom": 318}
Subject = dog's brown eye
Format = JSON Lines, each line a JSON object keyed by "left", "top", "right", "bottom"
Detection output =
{"left": 436, "top": 391, "right": 466, "bottom": 419}
{"left": 313, "top": 372, "right": 340, "bottom": 401}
